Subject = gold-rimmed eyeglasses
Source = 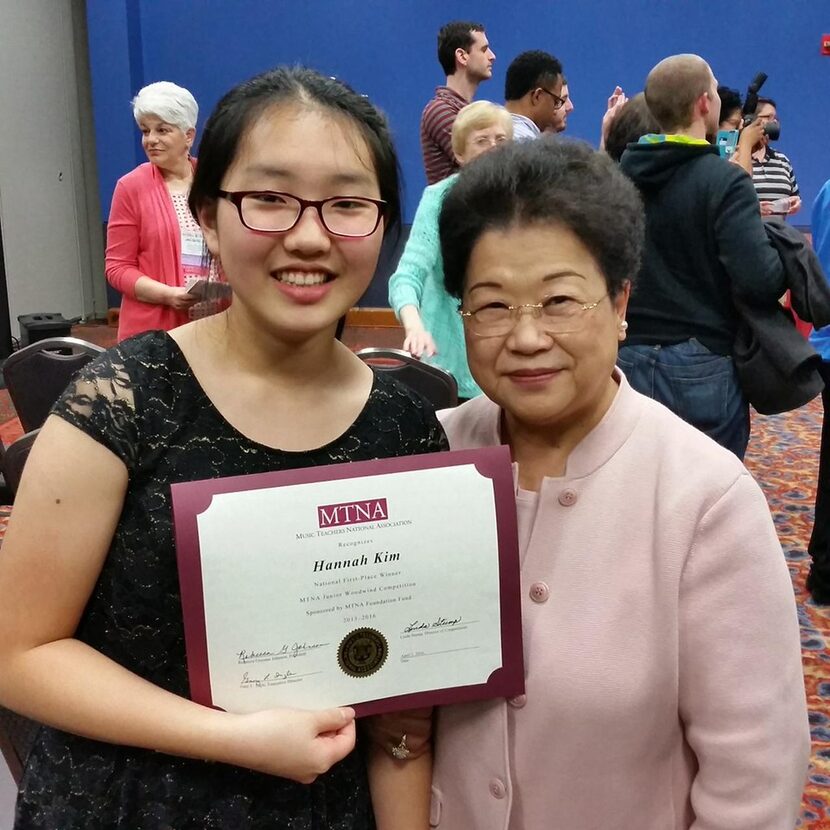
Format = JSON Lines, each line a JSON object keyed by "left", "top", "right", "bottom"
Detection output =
{"left": 459, "top": 295, "right": 608, "bottom": 338}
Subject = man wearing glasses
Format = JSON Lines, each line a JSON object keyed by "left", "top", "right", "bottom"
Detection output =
{"left": 503, "top": 50, "right": 566, "bottom": 142}
{"left": 750, "top": 97, "right": 801, "bottom": 217}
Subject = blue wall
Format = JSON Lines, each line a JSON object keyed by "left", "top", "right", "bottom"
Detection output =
{"left": 87, "top": 0, "right": 829, "bottom": 225}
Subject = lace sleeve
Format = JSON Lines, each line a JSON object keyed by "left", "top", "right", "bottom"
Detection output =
{"left": 378, "top": 373, "right": 450, "bottom": 455}
{"left": 50, "top": 350, "right": 140, "bottom": 470}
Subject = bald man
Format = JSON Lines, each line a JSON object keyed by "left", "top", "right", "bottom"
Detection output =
{"left": 617, "top": 54, "right": 785, "bottom": 460}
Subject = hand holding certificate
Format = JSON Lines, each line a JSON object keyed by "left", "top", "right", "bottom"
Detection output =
{"left": 173, "top": 446, "right": 523, "bottom": 716}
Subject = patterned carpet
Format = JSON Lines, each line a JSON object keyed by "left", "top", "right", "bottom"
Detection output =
{"left": 744, "top": 399, "right": 830, "bottom": 827}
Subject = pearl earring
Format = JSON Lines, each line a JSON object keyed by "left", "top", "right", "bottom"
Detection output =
{"left": 618, "top": 320, "right": 628, "bottom": 341}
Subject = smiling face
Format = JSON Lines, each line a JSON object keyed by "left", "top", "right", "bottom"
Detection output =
{"left": 199, "top": 104, "right": 384, "bottom": 343}
{"left": 461, "top": 222, "right": 629, "bottom": 437}
{"left": 139, "top": 115, "right": 193, "bottom": 170}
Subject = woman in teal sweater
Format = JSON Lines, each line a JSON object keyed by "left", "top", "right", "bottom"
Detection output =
{"left": 388, "top": 102, "right": 512, "bottom": 399}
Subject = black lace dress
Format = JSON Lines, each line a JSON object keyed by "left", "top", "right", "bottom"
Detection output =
{"left": 14, "top": 331, "right": 448, "bottom": 830}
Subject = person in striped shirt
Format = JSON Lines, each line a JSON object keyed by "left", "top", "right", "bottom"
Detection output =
{"left": 750, "top": 97, "right": 801, "bottom": 217}
{"left": 420, "top": 21, "right": 495, "bottom": 184}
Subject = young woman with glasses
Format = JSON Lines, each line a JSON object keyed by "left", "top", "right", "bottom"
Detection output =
{"left": 0, "top": 67, "right": 445, "bottom": 829}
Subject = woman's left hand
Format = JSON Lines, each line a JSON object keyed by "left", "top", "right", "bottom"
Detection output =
{"left": 365, "top": 707, "right": 433, "bottom": 760}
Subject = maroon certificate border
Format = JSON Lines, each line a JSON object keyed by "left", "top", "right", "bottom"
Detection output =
{"left": 172, "top": 446, "right": 524, "bottom": 716}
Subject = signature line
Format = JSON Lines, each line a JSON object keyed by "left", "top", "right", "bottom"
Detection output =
{"left": 407, "top": 646, "right": 479, "bottom": 659}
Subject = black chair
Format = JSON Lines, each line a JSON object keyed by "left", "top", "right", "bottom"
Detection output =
{"left": 0, "top": 442, "right": 14, "bottom": 504}
{"left": 3, "top": 337, "right": 104, "bottom": 432}
{"left": 355, "top": 348, "right": 458, "bottom": 409}
{"left": 3, "top": 429, "right": 40, "bottom": 496}
{"left": 0, "top": 707, "right": 39, "bottom": 784}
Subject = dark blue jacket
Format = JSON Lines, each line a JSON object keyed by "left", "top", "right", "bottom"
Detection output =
{"left": 620, "top": 141, "right": 785, "bottom": 355}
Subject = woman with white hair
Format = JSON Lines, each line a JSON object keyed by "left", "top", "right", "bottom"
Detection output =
{"left": 106, "top": 81, "right": 224, "bottom": 341}
{"left": 388, "top": 101, "right": 513, "bottom": 400}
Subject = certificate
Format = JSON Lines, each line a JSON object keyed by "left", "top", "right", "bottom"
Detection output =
{"left": 172, "top": 447, "right": 523, "bottom": 716}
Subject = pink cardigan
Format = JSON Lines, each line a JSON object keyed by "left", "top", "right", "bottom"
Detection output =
{"left": 105, "top": 161, "right": 196, "bottom": 341}
{"left": 431, "top": 374, "right": 810, "bottom": 829}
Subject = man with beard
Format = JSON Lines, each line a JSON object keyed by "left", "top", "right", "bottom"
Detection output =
{"left": 420, "top": 21, "right": 495, "bottom": 184}
{"left": 618, "top": 54, "right": 784, "bottom": 459}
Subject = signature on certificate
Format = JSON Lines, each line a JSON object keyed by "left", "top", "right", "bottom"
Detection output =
{"left": 403, "top": 616, "right": 463, "bottom": 634}
{"left": 240, "top": 670, "right": 296, "bottom": 688}
{"left": 237, "top": 642, "right": 327, "bottom": 664}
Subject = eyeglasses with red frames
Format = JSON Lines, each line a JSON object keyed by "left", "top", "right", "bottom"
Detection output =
{"left": 217, "top": 190, "right": 387, "bottom": 238}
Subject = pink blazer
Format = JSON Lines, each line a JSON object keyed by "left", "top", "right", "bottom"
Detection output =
{"left": 105, "top": 161, "right": 196, "bottom": 341}
{"left": 431, "top": 374, "right": 810, "bottom": 829}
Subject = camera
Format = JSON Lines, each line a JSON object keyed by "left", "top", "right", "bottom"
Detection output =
{"left": 742, "top": 72, "right": 780, "bottom": 141}
{"left": 716, "top": 72, "right": 779, "bottom": 158}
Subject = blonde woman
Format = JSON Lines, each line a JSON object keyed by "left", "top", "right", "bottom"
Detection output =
{"left": 388, "top": 101, "right": 512, "bottom": 400}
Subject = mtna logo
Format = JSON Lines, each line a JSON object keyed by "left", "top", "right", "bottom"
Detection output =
{"left": 317, "top": 498, "right": 389, "bottom": 528}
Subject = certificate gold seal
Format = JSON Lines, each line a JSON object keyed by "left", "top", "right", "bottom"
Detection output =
{"left": 338, "top": 627, "right": 388, "bottom": 678}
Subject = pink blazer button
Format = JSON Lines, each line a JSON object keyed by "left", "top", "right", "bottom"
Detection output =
{"left": 489, "top": 778, "right": 507, "bottom": 799}
{"left": 529, "top": 581, "right": 550, "bottom": 603}
{"left": 508, "top": 693, "right": 527, "bottom": 708}
{"left": 558, "top": 488, "right": 578, "bottom": 506}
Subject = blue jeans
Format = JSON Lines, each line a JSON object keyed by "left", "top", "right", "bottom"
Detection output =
{"left": 617, "top": 339, "right": 749, "bottom": 459}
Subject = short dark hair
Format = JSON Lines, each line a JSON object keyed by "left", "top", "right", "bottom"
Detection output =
{"left": 189, "top": 66, "right": 400, "bottom": 238}
{"left": 757, "top": 96, "right": 777, "bottom": 110}
{"left": 504, "top": 50, "right": 563, "bottom": 101}
{"left": 717, "top": 86, "right": 742, "bottom": 122}
{"left": 604, "top": 93, "right": 661, "bottom": 162}
{"left": 437, "top": 21, "right": 485, "bottom": 76}
{"left": 440, "top": 139, "right": 644, "bottom": 300}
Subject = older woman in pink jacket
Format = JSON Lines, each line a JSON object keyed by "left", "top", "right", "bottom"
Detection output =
{"left": 384, "top": 139, "right": 809, "bottom": 829}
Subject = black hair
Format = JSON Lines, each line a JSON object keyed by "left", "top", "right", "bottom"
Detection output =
{"left": 437, "top": 21, "right": 485, "bottom": 76}
{"left": 717, "top": 85, "right": 742, "bottom": 123}
{"left": 504, "top": 50, "right": 563, "bottom": 101}
{"left": 440, "top": 138, "right": 644, "bottom": 299}
{"left": 757, "top": 96, "right": 777, "bottom": 110}
{"left": 604, "top": 93, "right": 661, "bottom": 163}
{"left": 189, "top": 66, "right": 400, "bottom": 237}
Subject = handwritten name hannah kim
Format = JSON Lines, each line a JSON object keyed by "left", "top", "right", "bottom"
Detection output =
{"left": 313, "top": 551, "right": 401, "bottom": 572}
